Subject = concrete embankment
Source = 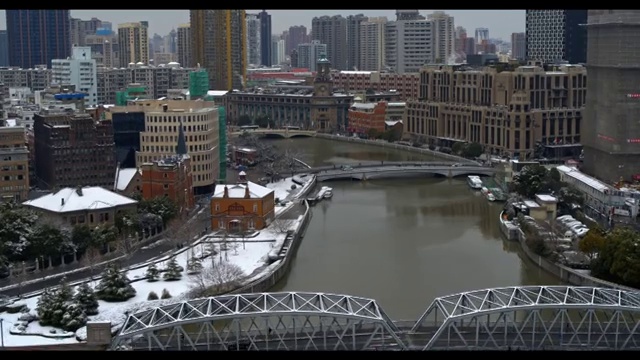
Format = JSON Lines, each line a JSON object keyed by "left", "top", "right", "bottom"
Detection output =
{"left": 315, "top": 133, "right": 480, "bottom": 165}
{"left": 499, "top": 212, "right": 638, "bottom": 291}
{"left": 230, "top": 176, "right": 316, "bottom": 294}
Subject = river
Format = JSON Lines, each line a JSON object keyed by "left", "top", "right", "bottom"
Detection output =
{"left": 266, "top": 138, "right": 560, "bottom": 321}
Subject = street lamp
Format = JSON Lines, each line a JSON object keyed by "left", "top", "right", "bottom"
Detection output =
{"left": 1, "top": 317, "right": 4, "bottom": 348}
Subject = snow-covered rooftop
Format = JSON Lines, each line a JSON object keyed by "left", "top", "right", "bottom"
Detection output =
{"left": 212, "top": 181, "right": 274, "bottom": 199}
{"left": 536, "top": 194, "right": 558, "bottom": 203}
{"left": 556, "top": 165, "right": 610, "bottom": 193}
{"left": 385, "top": 120, "right": 402, "bottom": 127}
{"left": 524, "top": 200, "right": 541, "bottom": 208}
{"left": 115, "top": 168, "right": 139, "bottom": 191}
{"left": 350, "top": 103, "right": 376, "bottom": 110}
{"left": 207, "top": 90, "right": 228, "bottom": 97}
{"left": 387, "top": 102, "right": 406, "bottom": 107}
{"left": 23, "top": 187, "right": 137, "bottom": 213}
{"left": 339, "top": 71, "right": 373, "bottom": 75}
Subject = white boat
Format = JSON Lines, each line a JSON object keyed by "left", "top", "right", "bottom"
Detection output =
{"left": 486, "top": 193, "right": 496, "bottom": 202}
{"left": 323, "top": 190, "right": 333, "bottom": 199}
{"left": 316, "top": 188, "right": 327, "bottom": 200}
{"left": 467, "top": 175, "right": 483, "bottom": 190}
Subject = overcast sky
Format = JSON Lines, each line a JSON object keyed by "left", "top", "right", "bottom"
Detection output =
{"left": 0, "top": 10, "right": 524, "bottom": 40}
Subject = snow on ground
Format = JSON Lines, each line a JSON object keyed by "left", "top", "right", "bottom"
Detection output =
{"left": 0, "top": 223, "right": 302, "bottom": 347}
{"left": 266, "top": 175, "right": 314, "bottom": 202}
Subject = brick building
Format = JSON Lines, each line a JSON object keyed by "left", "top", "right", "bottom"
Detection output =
{"left": 332, "top": 71, "right": 419, "bottom": 101}
{"left": 348, "top": 101, "right": 388, "bottom": 136}
{"left": 140, "top": 155, "right": 194, "bottom": 215}
{"left": 33, "top": 109, "right": 116, "bottom": 190}
{"left": 0, "top": 121, "right": 29, "bottom": 202}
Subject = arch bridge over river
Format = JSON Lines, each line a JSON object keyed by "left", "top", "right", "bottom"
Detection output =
{"left": 112, "top": 286, "right": 640, "bottom": 351}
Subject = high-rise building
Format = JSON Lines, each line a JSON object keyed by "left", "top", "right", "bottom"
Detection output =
{"left": 297, "top": 41, "right": 327, "bottom": 71}
{"left": 118, "top": 22, "right": 149, "bottom": 65}
{"left": 191, "top": 10, "right": 245, "bottom": 90}
{"left": 475, "top": 28, "right": 489, "bottom": 44}
{"left": 582, "top": 11, "right": 640, "bottom": 182}
{"left": 396, "top": 10, "right": 424, "bottom": 21}
{"left": 165, "top": 29, "right": 177, "bottom": 54}
{"left": 51, "top": 46, "right": 98, "bottom": 106}
{"left": 70, "top": 17, "right": 102, "bottom": 46}
{"left": 246, "top": 14, "right": 262, "bottom": 66}
{"left": 0, "top": 124, "right": 29, "bottom": 202}
{"left": 34, "top": 108, "right": 116, "bottom": 189}
{"left": 177, "top": 24, "right": 192, "bottom": 68}
{"left": 134, "top": 100, "right": 219, "bottom": 194}
{"left": 385, "top": 18, "right": 434, "bottom": 73}
{"left": 511, "top": 32, "right": 526, "bottom": 61}
{"left": 359, "top": 17, "right": 387, "bottom": 71}
{"left": 346, "top": 14, "right": 368, "bottom": 71}
{"left": 259, "top": 10, "right": 272, "bottom": 67}
{"left": 287, "top": 26, "right": 309, "bottom": 55}
{"left": 312, "top": 15, "right": 348, "bottom": 70}
{"left": 525, "top": 10, "right": 587, "bottom": 64}
{"left": 6, "top": 10, "right": 71, "bottom": 68}
{"left": 275, "top": 39, "right": 286, "bottom": 65}
{"left": 85, "top": 33, "right": 119, "bottom": 68}
{"left": 428, "top": 11, "right": 456, "bottom": 64}
{"left": 0, "top": 30, "right": 8, "bottom": 67}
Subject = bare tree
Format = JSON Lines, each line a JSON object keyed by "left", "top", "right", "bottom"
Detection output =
{"left": 82, "top": 247, "right": 102, "bottom": 281}
{"left": 189, "top": 260, "right": 246, "bottom": 298}
{"left": 15, "top": 262, "right": 28, "bottom": 298}
{"left": 272, "top": 218, "right": 295, "bottom": 234}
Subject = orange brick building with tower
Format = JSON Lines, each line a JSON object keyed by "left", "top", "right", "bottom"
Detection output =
{"left": 135, "top": 122, "right": 194, "bottom": 215}
{"left": 210, "top": 172, "right": 275, "bottom": 232}
{"left": 348, "top": 101, "right": 388, "bottom": 136}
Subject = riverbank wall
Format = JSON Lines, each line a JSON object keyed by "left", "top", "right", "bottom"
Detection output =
{"left": 230, "top": 176, "right": 316, "bottom": 294}
{"left": 315, "top": 133, "right": 480, "bottom": 165}
{"left": 499, "top": 212, "right": 638, "bottom": 292}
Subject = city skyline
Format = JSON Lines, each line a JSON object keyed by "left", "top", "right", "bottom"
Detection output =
{"left": 0, "top": 10, "right": 524, "bottom": 40}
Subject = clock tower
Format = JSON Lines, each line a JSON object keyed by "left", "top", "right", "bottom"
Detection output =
{"left": 311, "top": 53, "right": 339, "bottom": 132}
{"left": 313, "top": 53, "right": 333, "bottom": 97}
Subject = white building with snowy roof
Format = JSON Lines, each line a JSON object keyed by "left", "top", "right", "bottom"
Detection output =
{"left": 22, "top": 186, "right": 137, "bottom": 226}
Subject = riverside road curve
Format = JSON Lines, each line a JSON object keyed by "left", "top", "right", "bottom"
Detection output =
{"left": 289, "top": 161, "right": 463, "bottom": 175}
{"left": 0, "top": 202, "right": 214, "bottom": 298}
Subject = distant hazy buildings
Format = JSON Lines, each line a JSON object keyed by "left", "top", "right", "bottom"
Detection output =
{"left": 0, "top": 30, "right": 8, "bottom": 67}
{"left": 6, "top": 10, "right": 71, "bottom": 68}
{"left": 525, "top": 10, "right": 587, "bottom": 64}
{"left": 582, "top": 10, "right": 640, "bottom": 182}
{"left": 385, "top": 17, "right": 433, "bottom": 73}
{"left": 297, "top": 40, "right": 327, "bottom": 71}
{"left": 118, "top": 22, "right": 150, "bottom": 65}
{"left": 259, "top": 10, "right": 272, "bottom": 67}
{"left": 428, "top": 11, "right": 455, "bottom": 63}
{"left": 246, "top": 14, "right": 262, "bottom": 66}
{"left": 359, "top": 17, "right": 387, "bottom": 71}
{"left": 312, "top": 15, "right": 348, "bottom": 70}
{"left": 511, "top": 32, "right": 526, "bottom": 61}
{"left": 177, "top": 24, "right": 192, "bottom": 68}
{"left": 51, "top": 46, "right": 98, "bottom": 106}
{"left": 346, "top": 14, "right": 368, "bottom": 71}
{"left": 287, "top": 25, "right": 309, "bottom": 55}
{"left": 70, "top": 17, "right": 102, "bottom": 46}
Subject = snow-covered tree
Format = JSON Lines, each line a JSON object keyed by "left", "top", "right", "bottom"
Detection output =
{"left": 139, "top": 197, "right": 178, "bottom": 225}
{"left": 60, "top": 301, "right": 87, "bottom": 332}
{"left": 163, "top": 257, "right": 182, "bottom": 281}
{"left": 147, "top": 291, "right": 159, "bottom": 300}
{"left": 186, "top": 250, "right": 203, "bottom": 275}
{"left": 37, "top": 287, "right": 57, "bottom": 326}
{"left": 161, "top": 288, "right": 172, "bottom": 299}
{"left": 95, "top": 263, "right": 137, "bottom": 302}
{"left": 74, "top": 283, "right": 99, "bottom": 315}
{"left": 0, "top": 202, "right": 38, "bottom": 261}
{"left": 146, "top": 263, "right": 160, "bottom": 282}
{"left": 46, "top": 278, "right": 74, "bottom": 326}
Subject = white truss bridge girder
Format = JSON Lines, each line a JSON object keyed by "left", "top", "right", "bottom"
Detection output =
{"left": 411, "top": 285, "right": 640, "bottom": 350}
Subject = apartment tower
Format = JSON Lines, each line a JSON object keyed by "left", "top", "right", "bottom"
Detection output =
{"left": 525, "top": 10, "right": 587, "bottom": 64}
{"left": 346, "top": 14, "right": 368, "bottom": 70}
{"left": 177, "top": 24, "right": 192, "bottom": 67}
{"left": 311, "top": 15, "right": 348, "bottom": 70}
{"left": 582, "top": 10, "right": 640, "bottom": 182}
{"left": 259, "top": 10, "right": 272, "bottom": 67}
{"left": 359, "top": 17, "right": 387, "bottom": 71}
{"left": 6, "top": 10, "right": 71, "bottom": 68}
{"left": 428, "top": 11, "right": 455, "bottom": 64}
{"left": 246, "top": 14, "right": 262, "bottom": 66}
{"left": 118, "top": 22, "right": 149, "bottom": 65}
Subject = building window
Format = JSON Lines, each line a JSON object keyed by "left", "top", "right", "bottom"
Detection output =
{"left": 253, "top": 203, "right": 258, "bottom": 212}
{"left": 215, "top": 202, "right": 220, "bottom": 211}
{"left": 163, "top": 173, "right": 168, "bottom": 178}
{"left": 248, "top": 219, "right": 255, "bottom": 229}
{"left": 163, "top": 184, "right": 169, "bottom": 190}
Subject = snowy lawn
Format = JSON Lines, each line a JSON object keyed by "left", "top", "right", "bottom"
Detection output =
{"left": 266, "top": 175, "right": 314, "bottom": 202}
{"left": 0, "top": 221, "right": 304, "bottom": 347}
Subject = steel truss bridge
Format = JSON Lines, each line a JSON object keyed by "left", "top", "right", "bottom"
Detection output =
{"left": 111, "top": 286, "right": 640, "bottom": 351}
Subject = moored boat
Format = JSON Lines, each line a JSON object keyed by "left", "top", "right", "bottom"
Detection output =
{"left": 467, "top": 175, "right": 483, "bottom": 189}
